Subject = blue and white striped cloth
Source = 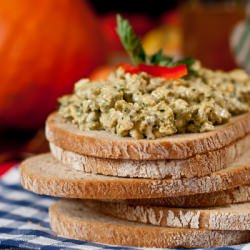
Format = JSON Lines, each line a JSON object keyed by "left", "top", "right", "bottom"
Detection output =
{"left": 0, "top": 166, "right": 249, "bottom": 250}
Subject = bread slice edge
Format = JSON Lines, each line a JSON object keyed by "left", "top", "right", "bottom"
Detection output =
{"left": 49, "top": 132, "right": 250, "bottom": 179}
{"left": 49, "top": 199, "right": 250, "bottom": 248}
{"left": 20, "top": 153, "right": 250, "bottom": 199}
{"left": 84, "top": 200, "right": 250, "bottom": 230}
{"left": 46, "top": 112, "right": 250, "bottom": 160}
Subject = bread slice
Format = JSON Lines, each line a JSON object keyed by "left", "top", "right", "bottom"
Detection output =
{"left": 121, "top": 185, "right": 250, "bottom": 208}
{"left": 20, "top": 152, "right": 250, "bottom": 199}
{"left": 46, "top": 112, "right": 250, "bottom": 160}
{"left": 50, "top": 132, "right": 250, "bottom": 179}
{"left": 50, "top": 199, "right": 250, "bottom": 248}
{"left": 84, "top": 200, "right": 250, "bottom": 230}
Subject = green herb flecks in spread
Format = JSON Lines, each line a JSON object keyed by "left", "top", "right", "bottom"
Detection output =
{"left": 58, "top": 66, "right": 250, "bottom": 139}
{"left": 58, "top": 15, "right": 250, "bottom": 139}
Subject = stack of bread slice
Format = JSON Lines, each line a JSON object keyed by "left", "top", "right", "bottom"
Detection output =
{"left": 20, "top": 112, "right": 250, "bottom": 249}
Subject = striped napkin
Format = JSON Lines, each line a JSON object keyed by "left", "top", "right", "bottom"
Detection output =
{"left": 0, "top": 163, "right": 249, "bottom": 250}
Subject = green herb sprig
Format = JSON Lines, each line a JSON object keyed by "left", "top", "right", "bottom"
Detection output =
{"left": 116, "top": 14, "right": 196, "bottom": 76}
{"left": 116, "top": 15, "right": 146, "bottom": 65}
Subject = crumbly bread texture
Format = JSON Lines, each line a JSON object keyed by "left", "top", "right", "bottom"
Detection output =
{"left": 20, "top": 153, "right": 250, "bottom": 199}
{"left": 120, "top": 185, "right": 250, "bottom": 208}
{"left": 84, "top": 200, "right": 250, "bottom": 230}
{"left": 50, "top": 132, "right": 250, "bottom": 179}
{"left": 46, "top": 112, "right": 250, "bottom": 160}
{"left": 49, "top": 199, "right": 250, "bottom": 248}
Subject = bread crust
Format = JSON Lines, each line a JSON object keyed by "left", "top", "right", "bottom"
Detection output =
{"left": 50, "top": 132, "right": 250, "bottom": 179}
{"left": 20, "top": 153, "right": 250, "bottom": 199}
{"left": 49, "top": 199, "right": 250, "bottom": 248}
{"left": 85, "top": 200, "right": 250, "bottom": 230}
{"left": 121, "top": 185, "right": 250, "bottom": 208}
{"left": 46, "top": 112, "right": 250, "bottom": 160}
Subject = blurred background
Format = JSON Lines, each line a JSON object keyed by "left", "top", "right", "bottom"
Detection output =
{"left": 0, "top": 0, "right": 249, "bottom": 165}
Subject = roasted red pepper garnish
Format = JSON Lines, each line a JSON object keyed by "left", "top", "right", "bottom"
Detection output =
{"left": 139, "top": 64, "right": 187, "bottom": 79}
{"left": 118, "top": 64, "right": 140, "bottom": 74}
{"left": 119, "top": 63, "right": 188, "bottom": 80}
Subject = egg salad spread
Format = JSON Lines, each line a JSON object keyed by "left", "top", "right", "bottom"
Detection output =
{"left": 58, "top": 64, "right": 250, "bottom": 139}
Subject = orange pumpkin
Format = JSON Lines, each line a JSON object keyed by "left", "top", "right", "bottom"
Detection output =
{"left": 0, "top": 0, "right": 107, "bottom": 129}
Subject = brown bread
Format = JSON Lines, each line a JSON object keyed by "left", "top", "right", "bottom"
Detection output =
{"left": 121, "top": 185, "right": 250, "bottom": 208}
{"left": 49, "top": 132, "right": 250, "bottom": 179}
{"left": 46, "top": 112, "right": 250, "bottom": 160}
{"left": 49, "top": 199, "right": 250, "bottom": 248}
{"left": 84, "top": 200, "right": 250, "bottom": 230}
{"left": 20, "top": 153, "right": 250, "bottom": 199}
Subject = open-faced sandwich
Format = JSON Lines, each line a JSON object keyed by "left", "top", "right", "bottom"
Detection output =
{"left": 20, "top": 15, "right": 250, "bottom": 249}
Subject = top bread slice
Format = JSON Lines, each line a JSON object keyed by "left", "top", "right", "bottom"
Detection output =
{"left": 46, "top": 112, "right": 250, "bottom": 160}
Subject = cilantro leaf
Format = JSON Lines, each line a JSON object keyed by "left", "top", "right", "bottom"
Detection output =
{"left": 116, "top": 14, "right": 146, "bottom": 65}
{"left": 116, "top": 14, "right": 197, "bottom": 76}
{"left": 176, "top": 57, "right": 197, "bottom": 76}
{"left": 150, "top": 49, "right": 173, "bottom": 66}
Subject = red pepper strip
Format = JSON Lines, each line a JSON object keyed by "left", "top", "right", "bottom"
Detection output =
{"left": 138, "top": 64, "right": 188, "bottom": 79}
{"left": 119, "top": 63, "right": 188, "bottom": 79}
{"left": 117, "top": 63, "right": 140, "bottom": 74}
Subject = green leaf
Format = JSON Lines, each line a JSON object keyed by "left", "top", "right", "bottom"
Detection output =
{"left": 176, "top": 57, "right": 197, "bottom": 76}
{"left": 116, "top": 15, "right": 197, "bottom": 76}
{"left": 116, "top": 14, "right": 146, "bottom": 65}
{"left": 150, "top": 49, "right": 173, "bottom": 66}
{"left": 176, "top": 57, "right": 196, "bottom": 67}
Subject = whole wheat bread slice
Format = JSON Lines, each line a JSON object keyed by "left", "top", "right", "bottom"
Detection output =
{"left": 50, "top": 199, "right": 250, "bottom": 248}
{"left": 121, "top": 185, "right": 250, "bottom": 208}
{"left": 84, "top": 200, "right": 250, "bottom": 230}
{"left": 50, "top": 133, "right": 250, "bottom": 179}
{"left": 46, "top": 112, "right": 250, "bottom": 160}
{"left": 20, "top": 152, "right": 250, "bottom": 199}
